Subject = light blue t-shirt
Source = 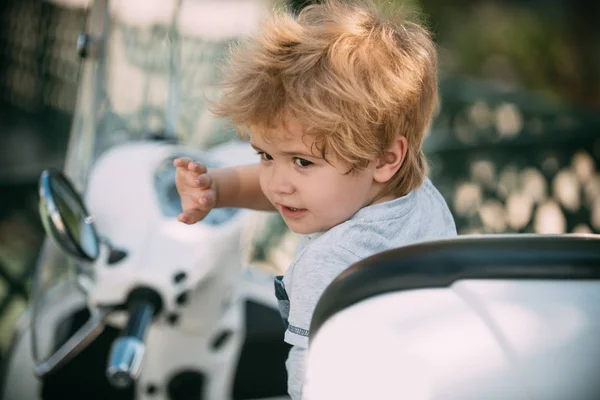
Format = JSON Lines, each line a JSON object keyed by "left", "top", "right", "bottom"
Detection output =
{"left": 274, "top": 177, "right": 457, "bottom": 399}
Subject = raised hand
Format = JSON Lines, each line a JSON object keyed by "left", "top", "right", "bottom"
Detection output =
{"left": 173, "top": 158, "right": 218, "bottom": 224}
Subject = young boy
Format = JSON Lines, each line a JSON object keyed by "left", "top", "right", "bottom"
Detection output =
{"left": 175, "top": 1, "right": 456, "bottom": 398}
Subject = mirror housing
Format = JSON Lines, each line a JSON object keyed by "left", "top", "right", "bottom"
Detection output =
{"left": 38, "top": 169, "right": 100, "bottom": 262}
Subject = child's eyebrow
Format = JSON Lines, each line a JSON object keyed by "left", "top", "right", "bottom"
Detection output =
{"left": 251, "top": 143, "right": 319, "bottom": 159}
{"left": 282, "top": 149, "right": 318, "bottom": 158}
{"left": 250, "top": 144, "right": 264, "bottom": 152}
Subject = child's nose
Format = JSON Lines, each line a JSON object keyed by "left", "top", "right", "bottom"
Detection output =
{"left": 269, "top": 165, "right": 294, "bottom": 195}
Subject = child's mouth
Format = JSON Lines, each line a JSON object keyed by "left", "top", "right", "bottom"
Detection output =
{"left": 279, "top": 205, "right": 308, "bottom": 219}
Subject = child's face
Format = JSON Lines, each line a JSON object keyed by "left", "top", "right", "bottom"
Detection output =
{"left": 251, "top": 120, "right": 380, "bottom": 234}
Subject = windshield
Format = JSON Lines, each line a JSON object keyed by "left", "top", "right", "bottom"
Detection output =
{"left": 32, "top": 0, "right": 287, "bottom": 369}
{"left": 65, "top": 0, "right": 270, "bottom": 190}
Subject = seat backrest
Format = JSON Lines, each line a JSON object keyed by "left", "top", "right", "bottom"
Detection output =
{"left": 309, "top": 234, "right": 600, "bottom": 342}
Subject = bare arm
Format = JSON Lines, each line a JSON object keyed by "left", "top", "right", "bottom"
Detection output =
{"left": 174, "top": 158, "right": 274, "bottom": 224}
{"left": 210, "top": 163, "right": 274, "bottom": 211}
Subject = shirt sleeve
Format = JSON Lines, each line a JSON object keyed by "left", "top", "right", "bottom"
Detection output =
{"left": 284, "top": 243, "right": 360, "bottom": 348}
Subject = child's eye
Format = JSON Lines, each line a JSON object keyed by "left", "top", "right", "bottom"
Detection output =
{"left": 294, "top": 158, "right": 313, "bottom": 168}
{"left": 256, "top": 151, "right": 273, "bottom": 162}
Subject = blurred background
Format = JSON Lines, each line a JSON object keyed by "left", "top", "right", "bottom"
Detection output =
{"left": 0, "top": 0, "right": 598, "bottom": 366}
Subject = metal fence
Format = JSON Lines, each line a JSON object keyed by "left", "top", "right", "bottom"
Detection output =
{"left": 0, "top": 0, "right": 87, "bottom": 359}
{"left": 428, "top": 77, "right": 600, "bottom": 235}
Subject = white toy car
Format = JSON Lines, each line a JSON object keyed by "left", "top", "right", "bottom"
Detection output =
{"left": 305, "top": 234, "right": 600, "bottom": 400}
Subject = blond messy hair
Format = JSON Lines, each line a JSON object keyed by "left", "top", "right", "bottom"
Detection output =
{"left": 212, "top": 0, "right": 438, "bottom": 196}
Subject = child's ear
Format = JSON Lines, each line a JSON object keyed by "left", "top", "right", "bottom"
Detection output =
{"left": 373, "top": 136, "right": 408, "bottom": 183}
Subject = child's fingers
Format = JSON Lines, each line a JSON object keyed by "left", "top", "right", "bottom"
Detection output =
{"left": 177, "top": 213, "right": 190, "bottom": 224}
{"left": 177, "top": 209, "right": 206, "bottom": 225}
{"left": 174, "top": 159, "right": 207, "bottom": 180}
{"left": 198, "top": 192, "right": 216, "bottom": 209}
{"left": 177, "top": 191, "right": 214, "bottom": 224}
{"left": 191, "top": 173, "right": 212, "bottom": 189}
{"left": 187, "top": 161, "right": 207, "bottom": 175}
{"left": 178, "top": 212, "right": 196, "bottom": 224}
{"left": 174, "top": 157, "right": 192, "bottom": 168}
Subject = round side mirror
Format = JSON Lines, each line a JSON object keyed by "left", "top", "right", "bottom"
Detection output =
{"left": 38, "top": 169, "right": 100, "bottom": 262}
